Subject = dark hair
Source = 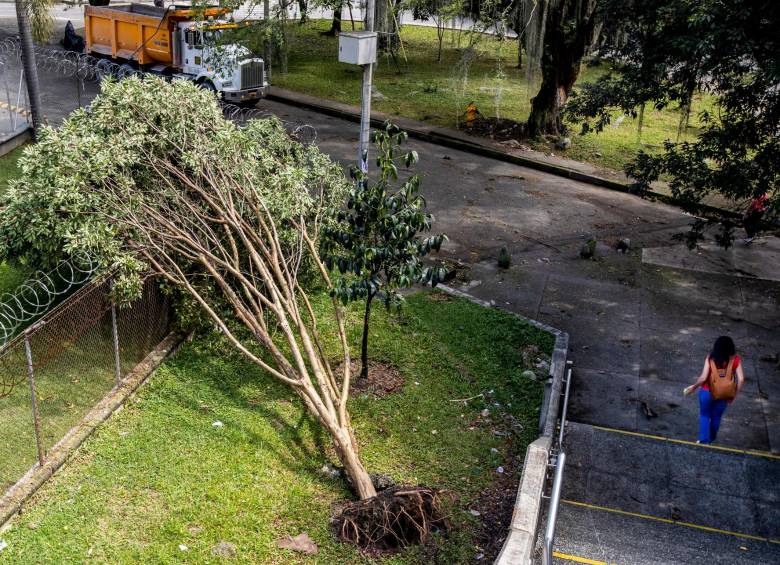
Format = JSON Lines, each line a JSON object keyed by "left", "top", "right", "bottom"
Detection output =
{"left": 711, "top": 336, "right": 736, "bottom": 366}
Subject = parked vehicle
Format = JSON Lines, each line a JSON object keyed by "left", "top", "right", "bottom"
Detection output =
{"left": 84, "top": 3, "right": 267, "bottom": 103}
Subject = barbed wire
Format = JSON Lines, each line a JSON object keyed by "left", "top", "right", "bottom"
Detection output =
{"left": 0, "top": 252, "right": 100, "bottom": 347}
{"left": 0, "top": 38, "right": 317, "bottom": 144}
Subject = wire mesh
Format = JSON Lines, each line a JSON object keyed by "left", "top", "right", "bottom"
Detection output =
{"left": 0, "top": 276, "right": 171, "bottom": 493}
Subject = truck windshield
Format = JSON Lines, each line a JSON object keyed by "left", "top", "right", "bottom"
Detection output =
{"left": 202, "top": 30, "right": 223, "bottom": 46}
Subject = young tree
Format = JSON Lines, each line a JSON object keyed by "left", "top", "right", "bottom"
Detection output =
{"left": 0, "top": 77, "right": 382, "bottom": 499}
{"left": 564, "top": 0, "right": 779, "bottom": 235}
{"left": 321, "top": 123, "right": 447, "bottom": 380}
{"left": 406, "top": 0, "right": 455, "bottom": 62}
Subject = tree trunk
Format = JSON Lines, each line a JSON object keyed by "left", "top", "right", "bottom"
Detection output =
{"left": 360, "top": 292, "right": 374, "bottom": 379}
{"left": 15, "top": 0, "right": 43, "bottom": 136}
{"left": 333, "top": 427, "right": 376, "bottom": 499}
{"left": 526, "top": 0, "right": 599, "bottom": 138}
{"left": 263, "top": 0, "right": 272, "bottom": 81}
{"left": 517, "top": 37, "right": 523, "bottom": 68}
{"left": 297, "top": 0, "right": 308, "bottom": 23}
{"left": 323, "top": 6, "right": 342, "bottom": 36}
{"left": 373, "top": 0, "right": 397, "bottom": 52}
{"left": 436, "top": 20, "right": 444, "bottom": 62}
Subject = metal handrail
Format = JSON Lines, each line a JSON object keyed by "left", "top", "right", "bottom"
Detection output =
{"left": 543, "top": 451, "right": 566, "bottom": 565}
{"left": 542, "top": 365, "right": 573, "bottom": 565}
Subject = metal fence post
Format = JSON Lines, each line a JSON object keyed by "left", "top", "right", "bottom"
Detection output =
{"left": 75, "top": 57, "right": 82, "bottom": 108}
{"left": 111, "top": 280, "right": 121, "bottom": 385}
{"left": 24, "top": 331, "right": 45, "bottom": 466}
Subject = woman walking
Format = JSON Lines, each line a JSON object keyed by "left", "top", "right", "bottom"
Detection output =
{"left": 684, "top": 336, "right": 745, "bottom": 444}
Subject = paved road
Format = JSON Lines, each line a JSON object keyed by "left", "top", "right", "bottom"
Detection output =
{"left": 3, "top": 36, "right": 779, "bottom": 563}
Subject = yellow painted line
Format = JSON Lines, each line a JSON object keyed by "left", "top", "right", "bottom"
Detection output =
{"left": 563, "top": 499, "right": 780, "bottom": 545}
{"left": 553, "top": 550, "right": 612, "bottom": 565}
{"left": 592, "top": 425, "right": 780, "bottom": 461}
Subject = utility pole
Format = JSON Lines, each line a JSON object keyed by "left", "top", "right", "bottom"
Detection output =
{"left": 15, "top": 0, "right": 43, "bottom": 136}
{"left": 357, "top": 0, "right": 375, "bottom": 174}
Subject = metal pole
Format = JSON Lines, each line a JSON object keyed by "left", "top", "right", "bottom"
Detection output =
{"left": 357, "top": 0, "right": 375, "bottom": 174}
{"left": 111, "top": 282, "right": 121, "bottom": 386}
{"left": 13, "top": 69, "right": 23, "bottom": 130}
{"left": 558, "top": 367, "right": 573, "bottom": 447}
{"left": 76, "top": 57, "right": 82, "bottom": 108}
{"left": 542, "top": 451, "right": 566, "bottom": 565}
{"left": 24, "top": 331, "right": 45, "bottom": 466}
{"left": 1, "top": 61, "right": 14, "bottom": 126}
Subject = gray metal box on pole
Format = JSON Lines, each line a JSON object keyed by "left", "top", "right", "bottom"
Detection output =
{"left": 338, "top": 32, "right": 378, "bottom": 66}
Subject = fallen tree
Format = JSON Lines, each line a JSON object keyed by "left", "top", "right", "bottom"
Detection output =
{"left": 0, "top": 77, "right": 380, "bottom": 497}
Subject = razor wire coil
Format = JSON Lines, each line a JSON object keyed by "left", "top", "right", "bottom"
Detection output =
{"left": 0, "top": 252, "right": 100, "bottom": 347}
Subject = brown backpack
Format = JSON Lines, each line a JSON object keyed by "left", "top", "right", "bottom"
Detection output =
{"left": 708, "top": 357, "right": 737, "bottom": 400}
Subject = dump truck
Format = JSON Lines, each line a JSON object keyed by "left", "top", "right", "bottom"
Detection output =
{"left": 84, "top": 3, "right": 267, "bottom": 103}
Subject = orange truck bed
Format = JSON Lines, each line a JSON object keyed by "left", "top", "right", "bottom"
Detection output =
{"left": 84, "top": 3, "right": 229, "bottom": 67}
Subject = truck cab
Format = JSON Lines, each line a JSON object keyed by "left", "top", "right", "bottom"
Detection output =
{"left": 176, "top": 21, "right": 267, "bottom": 104}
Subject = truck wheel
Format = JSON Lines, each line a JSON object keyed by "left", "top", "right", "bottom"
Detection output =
{"left": 95, "top": 59, "right": 116, "bottom": 83}
{"left": 118, "top": 64, "right": 138, "bottom": 80}
{"left": 198, "top": 80, "right": 217, "bottom": 93}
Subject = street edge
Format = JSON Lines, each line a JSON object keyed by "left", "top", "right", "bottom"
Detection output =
{"left": 265, "top": 87, "right": 738, "bottom": 220}
{"left": 436, "top": 284, "right": 569, "bottom": 565}
{"left": 0, "top": 332, "right": 187, "bottom": 531}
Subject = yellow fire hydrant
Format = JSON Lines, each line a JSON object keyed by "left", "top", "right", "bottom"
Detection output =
{"left": 464, "top": 102, "right": 481, "bottom": 127}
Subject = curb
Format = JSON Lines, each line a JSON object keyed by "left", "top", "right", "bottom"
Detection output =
{"left": 0, "top": 332, "right": 186, "bottom": 529}
{"left": 0, "top": 125, "right": 31, "bottom": 157}
{"left": 436, "top": 284, "right": 568, "bottom": 565}
{"left": 265, "top": 88, "right": 738, "bottom": 220}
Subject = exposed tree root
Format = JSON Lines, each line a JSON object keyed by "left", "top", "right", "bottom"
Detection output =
{"left": 333, "top": 486, "right": 450, "bottom": 551}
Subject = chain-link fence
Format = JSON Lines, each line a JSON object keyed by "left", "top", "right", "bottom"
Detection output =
{"left": 0, "top": 275, "right": 171, "bottom": 494}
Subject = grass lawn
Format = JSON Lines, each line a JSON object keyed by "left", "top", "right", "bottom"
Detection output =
{"left": 264, "top": 20, "right": 708, "bottom": 173}
{"left": 0, "top": 319, "right": 121, "bottom": 491}
{"left": 0, "top": 291, "right": 553, "bottom": 563}
{"left": 0, "top": 145, "right": 24, "bottom": 197}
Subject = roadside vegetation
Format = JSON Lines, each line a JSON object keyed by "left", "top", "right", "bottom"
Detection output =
{"left": 0, "top": 292, "right": 552, "bottom": 563}
{"left": 260, "top": 20, "right": 707, "bottom": 173}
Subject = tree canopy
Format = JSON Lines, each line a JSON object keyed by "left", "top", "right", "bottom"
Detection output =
{"left": 565, "top": 0, "right": 779, "bottom": 221}
{"left": 0, "top": 77, "right": 348, "bottom": 303}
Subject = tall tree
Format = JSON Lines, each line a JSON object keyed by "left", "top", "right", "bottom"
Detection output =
{"left": 565, "top": 0, "right": 779, "bottom": 232}
{"left": 0, "top": 77, "right": 382, "bottom": 499}
{"left": 524, "top": 0, "right": 600, "bottom": 138}
{"left": 15, "top": 0, "right": 53, "bottom": 135}
{"left": 372, "top": 0, "right": 400, "bottom": 52}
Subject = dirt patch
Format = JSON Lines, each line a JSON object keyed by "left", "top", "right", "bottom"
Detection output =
{"left": 440, "top": 258, "right": 472, "bottom": 283}
{"left": 460, "top": 117, "right": 526, "bottom": 142}
{"left": 345, "top": 361, "right": 404, "bottom": 398}
{"left": 469, "top": 453, "right": 523, "bottom": 561}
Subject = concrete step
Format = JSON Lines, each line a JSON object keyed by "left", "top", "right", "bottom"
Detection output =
{"left": 549, "top": 501, "right": 780, "bottom": 565}
{"left": 561, "top": 422, "right": 780, "bottom": 541}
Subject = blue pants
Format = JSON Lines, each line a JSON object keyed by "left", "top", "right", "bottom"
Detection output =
{"left": 698, "top": 389, "right": 728, "bottom": 443}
